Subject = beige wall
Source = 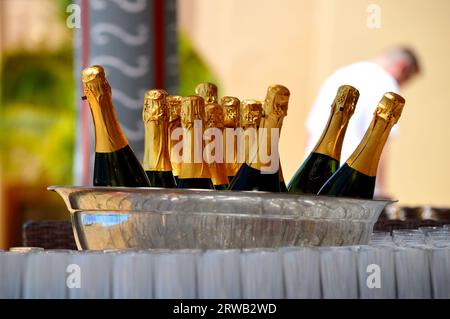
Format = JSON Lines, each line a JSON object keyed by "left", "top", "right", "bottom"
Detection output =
{"left": 0, "top": 0, "right": 68, "bottom": 52}
{"left": 180, "top": 0, "right": 450, "bottom": 206}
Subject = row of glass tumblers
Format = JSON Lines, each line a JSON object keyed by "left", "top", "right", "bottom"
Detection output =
{"left": 0, "top": 232, "right": 449, "bottom": 299}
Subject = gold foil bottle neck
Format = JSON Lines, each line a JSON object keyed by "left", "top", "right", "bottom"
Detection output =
{"left": 181, "top": 96, "right": 205, "bottom": 127}
{"left": 220, "top": 96, "right": 240, "bottom": 128}
{"left": 179, "top": 95, "right": 211, "bottom": 180}
{"left": 81, "top": 65, "right": 128, "bottom": 153}
{"left": 313, "top": 85, "right": 359, "bottom": 160}
{"left": 374, "top": 92, "right": 405, "bottom": 124}
{"left": 204, "top": 103, "right": 228, "bottom": 186}
{"left": 167, "top": 95, "right": 183, "bottom": 177}
{"left": 249, "top": 86, "right": 289, "bottom": 171}
{"left": 263, "top": 84, "right": 290, "bottom": 119}
{"left": 142, "top": 90, "right": 172, "bottom": 172}
{"left": 205, "top": 103, "right": 225, "bottom": 129}
{"left": 347, "top": 92, "right": 406, "bottom": 176}
{"left": 167, "top": 95, "right": 182, "bottom": 122}
{"left": 143, "top": 89, "right": 168, "bottom": 124}
{"left": 221, "top": 96, "right": 241, "bottom": 178}
{"left": 241, "top": 99, "right": 263, "bottom": 128}
{"left": 195, "top": 82, "right": 218, "bottom": 104}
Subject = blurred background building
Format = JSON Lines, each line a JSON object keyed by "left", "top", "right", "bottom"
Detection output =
{"left": 1, "top": 0, "right": 450, "bottom": 249}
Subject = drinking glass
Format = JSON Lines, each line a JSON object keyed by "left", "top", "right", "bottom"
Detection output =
{"left": 240, "top": 249, "right": 284, "bottom": 299}
{"left": 197, "top": 249, "right": 241, "bottom": 299}
{"left": 319, "top": 247, "right": 358, "bottom": 299}
{"left": 283, "top": 248, "right": 321, "bottom": 299}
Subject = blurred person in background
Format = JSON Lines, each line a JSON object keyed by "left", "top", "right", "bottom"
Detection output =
{"left": 305, "top": 47, "right": 420, "bottom": 197}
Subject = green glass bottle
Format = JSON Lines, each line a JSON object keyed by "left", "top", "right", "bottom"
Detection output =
{"left": 288, "top": 85, "right": 359, "bottom": 194}
{"left": 205, "top": 103, "right": 229, "bottom": 190}
{"left": 176, "top": 96, "right": 214, "bottom": 190}
{"left": 220, "top": 96, "right": 241, "bottom": 182}
{"left": 82, "top": 65, "right": 150, "bottom": 187}
{"left": 318, "top": 92, "right": 405, "bottom": 199}
{"left": 229, "top": 85, "right": 289, "bottom": 192}
{"left": 167, "top": 95, "right": 182, "bottom": 185}
{"left": 142, "top": 89, "right": 176, "bottom": 188}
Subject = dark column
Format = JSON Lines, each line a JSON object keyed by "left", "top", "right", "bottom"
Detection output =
{"left": 74, "top": 0, "right": 178, "bottom": 185}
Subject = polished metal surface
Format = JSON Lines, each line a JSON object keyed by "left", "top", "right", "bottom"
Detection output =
{"left": 48, "top": 186, "right": 391, "bottom": 250}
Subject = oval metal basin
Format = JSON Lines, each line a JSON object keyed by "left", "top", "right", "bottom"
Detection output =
{"left": 48, "top": 186, "right": 391, "bottom": 250}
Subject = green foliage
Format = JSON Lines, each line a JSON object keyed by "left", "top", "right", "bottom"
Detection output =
{"left": 2, "top": 48, "right": 74, "bottom": 108}
{"left": 179, "top": 32, "right": 221, "bottom": 96}
{"left": 57, "top": 0, "right": 75, "bottom": 22}
{"left": 0, "top": 47, "right": 75, "bottom": 185}
{"left": 0, "top": 29, "right": 219, "bottom": 185}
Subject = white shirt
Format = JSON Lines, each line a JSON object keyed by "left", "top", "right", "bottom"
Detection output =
{"left": 306, "top": 62, "right": 400, "bottom": 162}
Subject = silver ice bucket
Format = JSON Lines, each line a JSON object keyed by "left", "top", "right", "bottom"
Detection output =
{"left": 48, "top": 186, "right": 391, "bottom": 250}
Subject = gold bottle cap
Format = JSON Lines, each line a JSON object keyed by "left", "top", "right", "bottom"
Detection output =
{"left": 220, "top": 96, "right": 240, "bottom": 127}
{"left": 332, "top": 85, "right": 359, "bottom": 115}
{"left": 167, "top": 95, "right": 182, "bottom": 122}
{"left": 81, "top": 65, "right": 111, "bottom": 99}
{"left": 181, "top": 95, "right": 205, "bottom": 126}
{"left": 143, "top": 89, "right": 168, "bottom": 123}
{"left": 205, "top": 103, "right": 225, "bottom": 129}
{"left": 241, "top": 99, "right": 263, "bottom": 127}
{"left": 195, "top": 82, "right": 218, "bottom": 104}
{"left": 263, "top": 84, "right": 290, "bottom": 118}
{"left": 375, "top": 92, "right": 405, "bottom": 124}
{"left": 82, "top": 65, "right": 106, "bottom": 83}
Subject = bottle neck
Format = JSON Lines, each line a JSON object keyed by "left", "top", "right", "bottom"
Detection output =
{"left": 205, "top": 127, "right": 229, "bottom": 185}
{"left": 179, "top": 122, "right": 211, "bottom": 179}
{"left": 346, "top": 115, "right": 395, "bottom": 177}
{"left": 249, "top": 114, "right": 283, "bottom": 172}
{"left": 223, "top": 127, "right": 240, "bottom": 177}
{"left": 313, "top": 107, "right": 352, "bottom": 161}
{"left": 143, "top": 120, "right": 172, "bottom": 172}
{"left": 242, "top": 124, "right": 258, "bottom": 166}
{"left": 168, "top": 118, "right": 182, "bottom": 176}
{"left": 86, "top": 85, "right": 128, "bottom": 153}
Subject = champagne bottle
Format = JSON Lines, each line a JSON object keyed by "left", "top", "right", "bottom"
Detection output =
{"left": 288, "top": 85, "right": 359, "bottom": 194}
{"left": 142, "top": 89, "right": 176, "bottom": 188}
{"left": 81, "top": 65, "right": 150, "bottom": 187}
{"left": 240, "top": 99, "right": 263, "bottom": 170}
{"left": 167, "top": 95, "right": 182, "bottom": 184}
{"left": 318, "top": 92, "right": 405, "bottom": 199}
{"left": 196, "top": 82, "right": 218, "bottom": 104}
{"left": 177, "top": 96, "right": 214, "bottom": 189}
{"left": 204, "top": 103, "right": 229, "bottom": 190}
{"left": 229, "top": 85, "right": 289, "bottom": 192}
{"left": 220, "top": 96, "right": 241, "bottom": 181}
